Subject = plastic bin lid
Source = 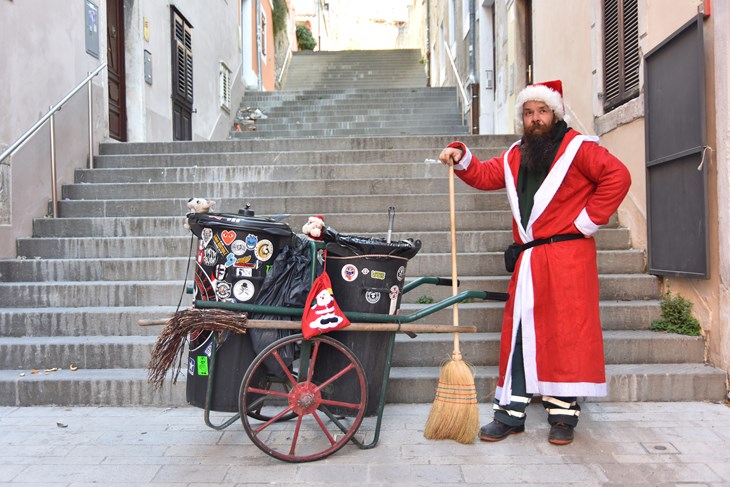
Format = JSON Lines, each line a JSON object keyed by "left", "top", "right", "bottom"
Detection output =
{"left": 187, "top": 212, "right": 293, "bottom": 239}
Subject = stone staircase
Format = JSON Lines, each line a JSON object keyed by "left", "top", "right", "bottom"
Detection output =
{"left": 0, "top": 50, "right": 726, "bottom": 407}
{"left": 231, "top": 49, "right": 468, "bottom": 138}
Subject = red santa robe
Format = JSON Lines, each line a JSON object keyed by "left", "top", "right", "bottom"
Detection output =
{"left": 448, "top": 129, "right": 631, "bottom": 405}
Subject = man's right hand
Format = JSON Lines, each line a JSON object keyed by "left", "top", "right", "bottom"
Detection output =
{"left": 439, "top": 147, "right": 463, "bottom": 166}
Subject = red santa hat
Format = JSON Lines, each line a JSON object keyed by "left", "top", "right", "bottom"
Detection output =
{"left": 514, "top": 80, "right": 570, "bottom": 133}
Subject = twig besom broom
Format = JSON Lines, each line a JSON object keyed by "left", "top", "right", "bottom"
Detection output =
{"left": 423, "top": 163, "right": 480, "bottom": 444}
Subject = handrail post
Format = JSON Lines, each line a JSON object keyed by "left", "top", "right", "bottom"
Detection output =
{"left": 88, "top": 78, "right": 94, "bottom": 169}
{"left": 49, "top": 110, "right": 58, "bottom": 219}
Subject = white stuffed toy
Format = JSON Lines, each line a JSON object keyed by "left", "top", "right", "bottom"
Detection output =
{"left": 302, "top": 215, "right": 325, "bottom": 240}
{"left": 184, "top": 197, "right": 216, "bottom": 229}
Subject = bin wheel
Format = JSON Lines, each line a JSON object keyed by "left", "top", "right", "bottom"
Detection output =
{"left": 239, "top": 333, "right": 367, "bottom": 463}
{"left": 244, "top": 373, "right": 297, "bottom": 423}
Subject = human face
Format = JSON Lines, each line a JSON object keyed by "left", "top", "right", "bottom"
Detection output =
{"left": 522, "top": 100, "right": 556, "bottom": 136}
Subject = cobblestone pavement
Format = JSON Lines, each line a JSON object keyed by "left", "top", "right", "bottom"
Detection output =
{"left": 1, "top": 401, "right": 730, "bottom": 486}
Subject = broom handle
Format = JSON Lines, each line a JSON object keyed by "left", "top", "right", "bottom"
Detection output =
{"left": 449, "top": 163, "right": 461, "bottom": 356}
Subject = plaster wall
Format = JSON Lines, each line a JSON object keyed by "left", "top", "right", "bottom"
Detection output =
{"left": 0, "top": 0, "right": 108, "bottom": 259}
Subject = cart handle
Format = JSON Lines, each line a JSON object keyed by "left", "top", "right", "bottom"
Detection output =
{"left": 194, "top": 290, "right": 508, "bottom": 325}
{"left": 402, "top": 276, "right": 459, "bottom": 293}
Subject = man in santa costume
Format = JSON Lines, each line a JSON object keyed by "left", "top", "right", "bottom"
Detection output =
{"left": 439, "top": 80, "right": 631, "bottom": 445}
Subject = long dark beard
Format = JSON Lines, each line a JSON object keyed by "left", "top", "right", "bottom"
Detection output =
{"left": 520, "top": 120, "right": 568, "bottom": 173}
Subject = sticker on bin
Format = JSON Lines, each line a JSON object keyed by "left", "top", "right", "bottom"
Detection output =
{"left": 233, "top": 279, "right": 255, "bottom": 302}
{"left": 203, "top": 248, "right": 217, "bottom": 266}
{"left": 201, "top": 228, "right": 213, "bottom": 246}
{"left": 196, "top": 356, "right": 209, "bottom": 376}
{"left": 245, "top": 234, "right": 258, "bottom": 250}
{"left": 216, "top": 282, "right": 232, "bottom": 299}
{"left": 230, "top": 240, "right": 247, "bottom": 256}
{"left": 341, "top": 264, "right": 358, "bottom": 282}
{"left": 221, "top": 230, "right": 237, "bottom": 245}
{"left": 397, "top": 266, "right": 405, "bottom": 281}
{"left": 188, "top": 357, "right": 195, "bottom": 375}
{"left": 365, "top": 291, "right": 381, "bottom": 304}
{"left": 255, "top": 240, "right": 274, "bottom": 261}
{"left": 212, "top": 235, "right": 228, "bottom": 256}
{"left": 389, "top": 285, "right": 400, "bottom": 315}
{"left": 371, "top": 270, "right": 386, "bottom": 280}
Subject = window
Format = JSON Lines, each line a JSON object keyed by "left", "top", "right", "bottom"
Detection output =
{"left": 260, "top": 9, "right": 268, "bottom": 59}
{"left": 219, "top": 61, "right": 232, "bottom": 112}
{"left": 602, "top": 0, "right": 640, "bottom": 111}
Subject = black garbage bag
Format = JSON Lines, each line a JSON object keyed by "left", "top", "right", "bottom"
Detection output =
{"left": 249, "top": 235, "right": 321, "bottom": 376}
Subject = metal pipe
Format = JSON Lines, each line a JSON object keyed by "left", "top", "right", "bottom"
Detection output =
{"left": 49, "top": 112, "right": 58, "bottom": 219}
{"left": 87, "top": 78, "right": 94, "bottom": 169}
{"left": 0, "top": 63, "right": 106, "bottom": 165}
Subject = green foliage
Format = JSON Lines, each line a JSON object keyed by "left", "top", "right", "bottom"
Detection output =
{"left": 296, "top": 24, "right": 317, "bottom": 51}
{"left": 272, "top": 0, "right": 288, "bottom": 36}
{"left": 415, "top": 295, "right": 434, "bottom": 304}
{"left": 650, "top": 291, "right": 701, "bottom": 336}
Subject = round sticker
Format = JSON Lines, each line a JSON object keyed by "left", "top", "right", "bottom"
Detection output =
{"left": 255, "top": 240, "right": 274, "bottom": 262}
{"left": 341, "top": 264, "right": 358, "bottom": 282}
{"left": 365, "top": 291, "right": 381, "bottom": 304}
{"left": 230, "top": 240, "right": 247, "bottom": 256}
{"left": 233, "top": 279, "right": 255, "bottom": 302}
{"left": 397, "top": 266, "right": 405, "bottom": 281}
{"left": 389, "top": 285, "right": 400, "bottom": 300}
{"left": 216, "top": 281, "right": 232, "bottom": 299}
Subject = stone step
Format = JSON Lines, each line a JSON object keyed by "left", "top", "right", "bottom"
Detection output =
{"left": 390, "top": 331, "right": 705, "bottom": 367}
{"left": 73, "top": 162, "right": 498, "bottom": 184}
{"left": 1, "top": 362, "right": 725, "bottom": 407}
{"left": 56, "top": 193, "right": 511, "bottom": 217}
{"left": 0, "top": 306, "right": 177, "bottom": 338}
{"left": 57, "top": 178, "right": 518, "bottom": 200}
{"left": 0, "top": 330, "right": 697, "bottom": 371}
{"left": 91, "top": 148, "right": 505, "bottom": 168}
{"left": 387, "top": 363, "right": 729, "bottom": 404}
{"left": 29, "top": 214, "right": 626, "bottom": 245}
{"left": 0, "top": 273, "right": 657, "bottom": 309}
{"left": 0, "top": 299, "right": 661, "bottom": 338}
{"left": 228, "top": 126, "right": 469, "bottom": 138}
{"left": 32, "top": 211, "right": 525, "bottom": 236}
{"left": 97, "top": 134, "right": 516, "bottom": 155}
{"left": 15, "top": 233, "right": 641, "bottom": 262}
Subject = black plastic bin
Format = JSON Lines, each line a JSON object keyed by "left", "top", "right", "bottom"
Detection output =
{"left": 185, "top": 210, "right": 294, "bottom": 412}
{"left": 315, "top": 233, "right": 421, "bottom": 416}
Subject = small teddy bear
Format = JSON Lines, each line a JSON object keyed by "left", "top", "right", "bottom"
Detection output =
{"left": 301, "top": 215, "right": 325, "bottom": 240}
{"left": 184, "top": 197, "right": 216, "bottom": 230}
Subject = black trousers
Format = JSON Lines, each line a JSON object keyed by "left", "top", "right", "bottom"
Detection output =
{"left": 492, "top": 325, "right": 581, "bottom": 428}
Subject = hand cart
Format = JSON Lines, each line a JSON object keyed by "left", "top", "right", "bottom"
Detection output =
{"left": 180, "top": 234, "right": 508, "bottom": 463}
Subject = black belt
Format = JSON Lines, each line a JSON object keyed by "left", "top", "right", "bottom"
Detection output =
{"left": 520, "top": 233, "right": 585, "bottom": 251}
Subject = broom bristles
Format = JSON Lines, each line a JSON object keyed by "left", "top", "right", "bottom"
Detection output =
{"left": 423, "top": 356, "right": 480, "bottom": 444}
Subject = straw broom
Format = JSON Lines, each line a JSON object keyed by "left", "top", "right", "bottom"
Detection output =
{"left": 423, "top": 163, "right": 480, "bottom": 444}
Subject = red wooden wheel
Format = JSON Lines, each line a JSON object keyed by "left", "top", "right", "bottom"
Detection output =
{"left": 239, "top": 333, "right": 368, "bottom": 463}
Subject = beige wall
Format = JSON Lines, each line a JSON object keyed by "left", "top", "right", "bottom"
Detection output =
{"left": 530, "top": 0, "right": 729, "bottom": 375}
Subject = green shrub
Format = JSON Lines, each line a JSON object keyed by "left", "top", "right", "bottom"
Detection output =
{"left": 415, "top": 295, "right": 434, "bottom": 304}
{"left": 272, "top": 0, "right": 288, "bottom": 36}
{"left": 650, "top": 291, "right": 701, "bottom": 336}
{"left": 296, "top": 25, "right": 317, "bottom": 51}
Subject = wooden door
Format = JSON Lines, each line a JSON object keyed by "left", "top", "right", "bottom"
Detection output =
{"left": 107, "top": 0, "right": 127, "bottom": 141}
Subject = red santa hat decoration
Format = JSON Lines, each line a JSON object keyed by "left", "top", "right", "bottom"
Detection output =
{"left": 514, "top": 79, "right": 571, "bottom": 134}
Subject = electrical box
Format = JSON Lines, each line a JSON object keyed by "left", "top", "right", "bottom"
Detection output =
{"left": 85, "top": 0, "right": 100, "bottom": 59}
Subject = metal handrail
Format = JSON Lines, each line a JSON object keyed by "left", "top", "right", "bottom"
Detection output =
{"left": 443, "top": 42, "right": 470, "bottom": 124}
{"left": 277, "top": 48, "right": 293, "bottom": 88}
{"left": 0, "top": 63, "right": 107, "bottom": 217}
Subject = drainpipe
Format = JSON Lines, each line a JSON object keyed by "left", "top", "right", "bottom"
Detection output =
{"left": 468, "top": 0, "right": 479, "bottom": 133}
{"left": 256, "top": 0, "right": 263, "bottom": 90}
{"left": 426, "top": 0, "right": 431, "bottom": 87}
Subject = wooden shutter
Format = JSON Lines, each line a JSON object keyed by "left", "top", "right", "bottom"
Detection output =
{"left": 173, "top": 11, "right": 194, "bottom": 106}
{"left": 603, "top": 0, "right": 640, "bottom": 111}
